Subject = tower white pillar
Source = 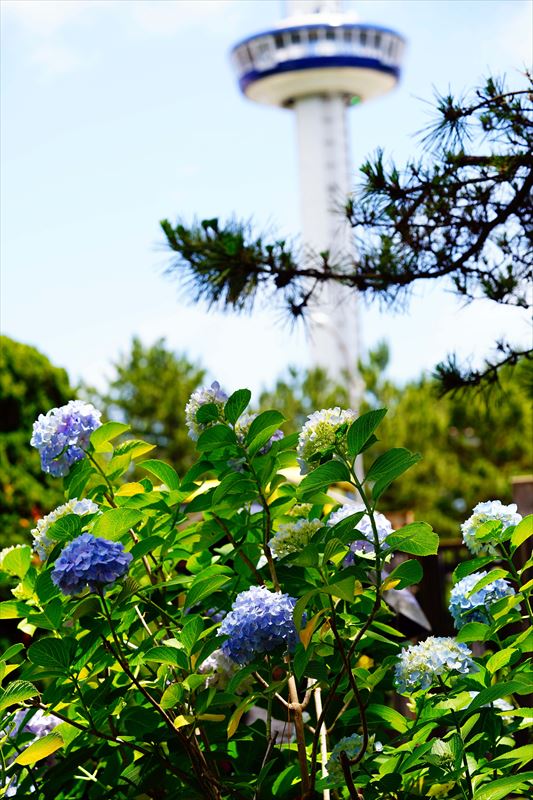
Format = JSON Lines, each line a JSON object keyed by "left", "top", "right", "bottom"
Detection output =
{"left": 294, "top": 95, "right": 360, "bottom": 399}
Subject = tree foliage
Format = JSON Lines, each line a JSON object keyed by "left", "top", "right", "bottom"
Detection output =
{"left": 85, "top": 337, "right": 205, "bottom": 474}
{"left": 161, "top": 74, "right": 533, "bottom": 391}
{"left": 0, "top": 337, "right": 72, "bottom": 548}
{"left": 260, "top": 345, "right": 532, "bottom": 537}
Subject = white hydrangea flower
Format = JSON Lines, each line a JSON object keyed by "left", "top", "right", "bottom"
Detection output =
{"left": 185, "top": 381, "right": 228, "bottom": 441}
{"left": 198, "top": 648, "right": 253, "bottom": 693}
{"left": 461, "top": 500, "right": 522, "bottom": 556}
{"left": 268, "top": 518, "right": 322, "bottom": 559}
{"left": 32, "top": 498, "right": 99, "bottom": 561}
{"left": 328, "top": 503, "right": 393, "bottom": 560}
{"left": 296, "top": 407, "right": 357, "bottom": 474}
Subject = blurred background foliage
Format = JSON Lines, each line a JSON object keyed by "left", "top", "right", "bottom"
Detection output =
{"left": 0, "top": 336, "right": 72, "bottom": 547}
{"left": 1, "top": 335, "right": 531, "bottom": 552}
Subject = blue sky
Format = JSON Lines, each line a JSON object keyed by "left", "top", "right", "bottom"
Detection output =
{"left": 1, "top": 0, "right": 531, "bottom": 398}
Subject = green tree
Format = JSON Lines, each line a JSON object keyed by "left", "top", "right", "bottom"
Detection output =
{"left": 260, "top": 346, "right": 532, "bottom": 538}
{"left": 161, "top": 74, "right": 533, "bottom": 391}
{"left": 87, "top": 337, "right": 205, "bottom": 474}
{"left": 0, "top": 336, "right": 72, "bottom": 547}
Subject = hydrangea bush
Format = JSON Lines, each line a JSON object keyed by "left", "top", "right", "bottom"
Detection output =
{"left": 0, "top": 391, "right": 531, "bottom": 800}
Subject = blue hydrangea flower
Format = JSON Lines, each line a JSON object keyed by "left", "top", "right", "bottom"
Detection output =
{"left": 449, "top": 570, "right": 515, "bottom": 628}
{"left": 461, "top": 500, "right": 522, "bottom": 557}
{"left": 394, "top": 636, "right": 475, "bottom": 694}
{"left": 219, "top": 585, "right": 300, "bottom": 665}
{"left": 51, "top": 533, "right": 132, "bottom": 595}
{"left": 31, "top": 400, "right": 102, "bottom": 477}
{"left": 185, "top": 381, "right": 228, "bottom": 441}
{"left": 9, "top": 709, "right": 60, "bottom": 739}
{"left": 296, "top": 407, "right": 357, "bottom": 474}
{"left": 328, "top": 503, "right": 393, "bottom": 562}
{"left": 32, "top": 498, "right": 99, "bottom": 561}
{"left": 326, "top": 734, "right": 382, "bottom": 784}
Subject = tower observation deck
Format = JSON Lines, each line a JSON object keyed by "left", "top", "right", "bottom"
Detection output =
{"left": 230, "top": 0, "right": 405, "bottom": 395}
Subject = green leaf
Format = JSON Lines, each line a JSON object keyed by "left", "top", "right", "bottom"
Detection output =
{"left": 456, "top": 622, "right": 490, "bottom": 643}
{"left": 196, "top": 403, "right": 220, "bottom": 424}
{"left": 64, "top": 459, "right": 94, "bottom": 500}
{"left": 27, "top": 598, "right": 63, "bottom": 631}
{"left": 34, "top": 570, "right": 61, "bottom": 604}
{"left": 185, "top": 575, "right": 231, "bottom": 610}
{"left": 467, "top": 681, "right": 530, "bottom": 713}
{"left": 144, "top": 646, "right": 187, "bottom": 669}
{"left": 14, "top": 732, "right": 64, "bottom": 765}
{"left": 367, "top": 448, "right": 422, "bottom": 500}
{"left": 0, "top": 601, "right": 32, "bottom": 619}
{"left": 472, "top": 773, "right": 533, "bottom": 800}
{"left": 90, "top": 422, "right": 130, "bottom": 450}
{"left": 367, "top": 703, "right": 408, "bottom": 733}
{"left": 512, "top": 515, "right": 533, "bottom": 550}
{"left": 197, "top": 424, "right": 236, "bottom": 452}
{"left": 321, "top": 575, "right": 356, "bottom": 603}
{"left": 180, "top": 616, "right": 204, "bottom": 656}
{"left": 47, "top": 513, "right": 84, "bottom": 542}
{"left": 382, "top": 559, "right": 423, "bottom": 590}
{"left": 28, "top": 637, "right": 77, "bottom": 674}
{"left": 113, "top": 439, "right": 155, "bottom": 460}
{"left": 346, "top": 408, "right": 387, "bottom": 458}
{"left": 467, "top": 569, "right": 509, "bottom": 596}
{"left": 91, "top": 508, "right": 144, "bottom": 541}
{"left": 224, "top": 389, "right": 251, "bottom": 425}
{"left": 486, "top": 646, "right": 518, "bottom": 674}
{"left": 453, "top": 556, "right": 494, "bottom": 582}
{"left": 245, "top": 410, "right": 285, "bottom": 446}
{"left": 0, "top": 680, "right": 39, "bottom": 712}
{"left": 139, "top": 459, "right": 180, "bottom": 491}
{"left": 227, "top": 696, "right": 257, "bottom": 739}
{"left": 386, "top": 522, "right": 438, "bottom": 556}
{"left": 160, "top": 683, "right": 183, "bottom": 709}
{"left": 1, "top": 546, "right": 31, "bottom": 578}
{"left": 298, "top": 461, "right": 350, "bottom": 501}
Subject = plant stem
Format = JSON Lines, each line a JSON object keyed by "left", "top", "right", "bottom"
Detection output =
{"left": 287, "top": 670, "right": 311, "bottom": 794}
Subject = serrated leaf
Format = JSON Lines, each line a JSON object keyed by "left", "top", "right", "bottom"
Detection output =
{"left": 46, "top": 514, "right": 84, "bottom": 543}
{"left": 367, "top": 448, "right": 422, "bottom": 500}
{"left": 346, "top": 408, "right": 387, "bottom": 458}
{"left": 34, "top": 570, "right": 61, "bottom": 604}
{"left": 63, "top": 459, "right": 94, "bottom": 500}
{"left": 293, "top": 590, "right": 316, "bottom": 631}
{"left": 453, "top": 557, "right": 494, "bottom": 582}
{"left": 161, "top": 683, "right": 183, "bottom": 709}
{"left": 0, "top": 601, "right": 32, "bottom": 619}
{"left": 245, "top": 411, "right": 285, "bottom": 446}
{"left": 139, "top": 459, "right": 180, "bottom": 490}
{"left": 227, "top": 696, "right": 256, "bottom": 739}
{"left": 180, "top": 616, "right": 204, "bottom": 656}
{"left": 456, "top": 622, "right": 490, "bottom": 643}
{"left": 472, "top": 773, "right": 533, "bottom": 800}
{"left": 299, "top": 610, "right": 326, "bottom": 650}
{"left": 298, "top": 461, "right": 350, "bottom": 501}
{"left": 467, "top": 569, "right": 509, "bottom": 596}
{"left": 0, "top": 680, "right": 39, "bottom": 711}
{"left": 28, "top": 637, "right": 77, "bottom": 674}
{"left": 115, "top": 482, "right": 146, "bottom": 497}
{"left": 90, "top": 422, "right": 130, "bottom": 450}
{"left": 174, "top": 714, "right": 195, "bottom": 729}
{"left": 14, "top": 732, "right": 64, "bottom": 765}
{"left": 197, "top": 424, "right": 236, "bottom": 452}
{"left": 113, "top": 439, "right": 155, "bottom": 459}
{"left": 224, "top": 389, "right": 251, "bottom": 425}
{"left": 467, "top": 681, "right": 530, "bottom": 713}
{"left": 91, "top": 508, "right": 144, "bottom": 541}
{"left": 512, "top": 515, "right": 533, "bottom": 550}
{"left": 185, "top": 575, "right": 231, "bottom": 611}
{"left": 144, "top": 646, "right": 188, "bottom": 669}
{"left": 486, "top": 646, "right": 518, "bottom": 674}
{"left": 383, "top": 559, "right": 423, "bottom": 590}
{"left": 196, "top": 403, "right": 220, "bottom": 424}
{"left": 367, "top": 703, "right": 408, "bottom": 733}
{"left": 1, "top": 546, "right": 31, "bottom": 578}
{"left": 386, "top": 522, "right": 438, "bottom": 556}
{"left": 321, "top": 576, "right": 356, "bottom": 603}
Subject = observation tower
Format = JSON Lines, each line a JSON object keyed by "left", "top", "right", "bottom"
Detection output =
{"left": 230, "top": 0, "right": 405, "bottom": 394}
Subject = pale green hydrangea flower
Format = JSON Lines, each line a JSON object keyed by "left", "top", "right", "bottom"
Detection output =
{"left": 297, "top": 407, "right": 357, "bottom": 474}
{"left": 268, "top": 518, "right": 322, "bottom": 558}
